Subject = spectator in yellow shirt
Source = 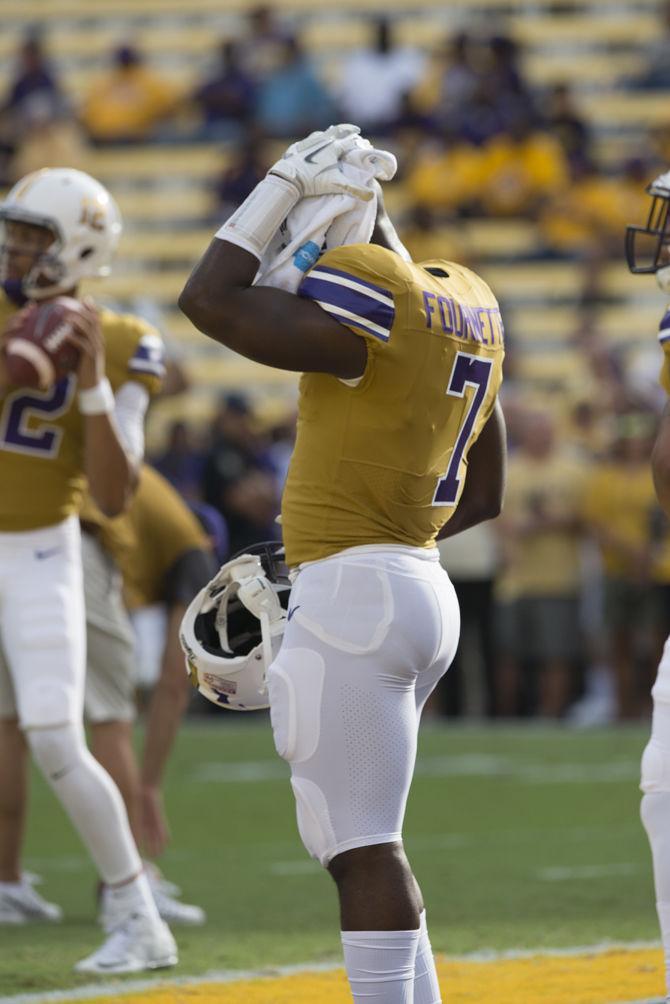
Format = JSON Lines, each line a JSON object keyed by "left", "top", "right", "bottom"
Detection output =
{"left": 495, "top": 409, "right": 588, "bottom": 717}
{"left": 480, "top": 114, "right": 569, "bottom": 217}
{"left": 81, "top": 44, "right": 181, "bottom": 144}
{"left": 582, "top": 411, "right": 667, "bottom": 718}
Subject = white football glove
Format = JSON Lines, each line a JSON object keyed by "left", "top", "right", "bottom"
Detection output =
{"left": 269, "top": 123, "right": 375, "bottom": 202}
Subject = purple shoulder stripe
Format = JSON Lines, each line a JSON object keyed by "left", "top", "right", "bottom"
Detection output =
{"left": 311, "top": 264, "right": 393, "bottom": 300}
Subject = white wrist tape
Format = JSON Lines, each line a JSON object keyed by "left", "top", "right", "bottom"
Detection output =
{"left": 215, "top": 175, "right": 300, "bottom": 259}
{"left": 78, "top": 377, "right": 115, "bottom": 416}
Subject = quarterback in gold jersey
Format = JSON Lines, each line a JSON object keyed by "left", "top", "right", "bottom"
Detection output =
{"left": 180, "top": 125, "right": 506, "bottom": 1004}
{"left": 0, "top": 168, "right": 176, "bottom": 974}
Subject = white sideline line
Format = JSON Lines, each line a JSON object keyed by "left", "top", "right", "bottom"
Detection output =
{"left": 0, "top": 941, "right": 661, "bottom": 1004}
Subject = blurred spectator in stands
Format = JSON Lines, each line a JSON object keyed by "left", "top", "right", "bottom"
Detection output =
{"left": 495, "top": 409, "right": 588, "bottom": 717}
{"left": 189, "top": 500, "right": 229, "bottom": 564}
{"left": 0, "top": 33, "right": 65, "bottom": 136}
{"left": 152, "top": 420, "right": 206, "bottom": 503}
{"left": 544, "top": 82, "right": 591, "bottom": 167}
{"left": 449, "top": 78, "right": 508, "bottom": 146}
{"left": 9, "top": 104, "right": 87, "bottom": 182}
{"left": 630, "top": 0, "right": 670, "bottom": 89}
{"left": 254, "top": 36, "right": 336, "bottom": 138}
{"left": 406, "top": 135, "right": 484, "bottom": 215}
{"left": 192, "top": 40, "right": 256, "bottom": 140}
{"left": 239, "top": 5, "right": 290, "bottom": 81}
{"left": 202, "top": 394, "right": 280, "bottom": 555}
{"left": 411, "top": 31, "right": 480, "bottom": 133}
{"left": 582, "top": 411, "right": 666, "bottom": 718}
{"left": 81, "top": 44, "right": 181, "bottom": 144}
{"left": 263, "top": 412, "right": 296, "bottom": 491}
{"left": 488, "top": 33, "right": 534, "bottom": 121}
{"left": 212, "top": 130, "right": 268, "bottom": 221}
{"left": 400, "top": 204, "right": 464, "bottom": 263}
{"left": 336, "top": 16, "right": 425, "bottom": 134}
{"left": 0, "top": 33, "right": 67, "bottom": 181}
{"left": 540, "top": 158, "right": 649, "bottom": 259}
{"left": 479, "top": 112, "right": 569, "bottom": 217}
{"left": 438, "top": 524, "right": 500, "bottom": 717}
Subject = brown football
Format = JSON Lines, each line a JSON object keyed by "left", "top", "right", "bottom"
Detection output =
{"left": 3, "top": 296, "right": 83, "bottom": 389}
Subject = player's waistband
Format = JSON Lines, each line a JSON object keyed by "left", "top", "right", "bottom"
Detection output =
{"left": 291, "top": 543, "right": 441, "bottom": 580}
{"left": 0, "top": 514, "right": 79, "bottom": 549}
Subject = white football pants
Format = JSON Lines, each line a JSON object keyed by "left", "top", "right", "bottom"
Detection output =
{"left": 267, "top": 545, "right": 460, "bottom": 867}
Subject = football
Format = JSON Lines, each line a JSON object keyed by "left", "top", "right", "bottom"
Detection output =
{"left": 3, "top": 296, "right": 83, "bottom": 390}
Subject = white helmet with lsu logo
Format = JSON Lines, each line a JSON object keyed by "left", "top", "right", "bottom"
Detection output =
{"left": 0, "top": 167, "right": 122, "bottom": 300}
{"left": 179, "top": 542, "right": 291, "bottom": 711}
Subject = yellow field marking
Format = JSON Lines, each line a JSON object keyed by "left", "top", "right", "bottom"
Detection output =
{"left": 56, "top": 948, "right": 664, "bottom": 1004}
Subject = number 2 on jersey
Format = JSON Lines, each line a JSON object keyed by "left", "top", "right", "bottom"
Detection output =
{"left": 0, "top": 377, "right": 75, "bottom": 458}
{"left": 434, "top": 351, "right": 493, "bottom": 506}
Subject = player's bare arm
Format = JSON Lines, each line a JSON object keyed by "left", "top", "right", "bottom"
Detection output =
{"left": 69, "top": 301, "right": 137, "bottom": 516}
{"left": 438, "top": 399, "right": 507, "bottom": 539}
{"left": 179, "top": 240, "right": 366, "bottom": 379}
{"left": 139, "top": 602, "right": 191, "bottom": 858}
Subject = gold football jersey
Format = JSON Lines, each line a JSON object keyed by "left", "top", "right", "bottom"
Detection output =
{"left": 98, "top": 464, "right": 209, "bottom": 609}
{"left": 0, "top": 294, "right": 164, "bottom": 531}
{"left": 281, "top": 244, "right": 505, "bottom": 566}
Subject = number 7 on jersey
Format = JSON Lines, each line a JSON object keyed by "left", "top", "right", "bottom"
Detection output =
{"left": 433, "top": 351, "right": 494, "bottom": 506}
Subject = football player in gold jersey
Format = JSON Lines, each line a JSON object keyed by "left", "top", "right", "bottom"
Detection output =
{"left": 627, "top": 171, "right": 670, "bottom": 1004}
{"left": 180, "top": 125, "right": 506, "bottom": 1004}
{"left": 91, "top": 464, "right": 216, "bottom": 927}
{"left": 0, "top": 168, "right": 177, "bottom": 974}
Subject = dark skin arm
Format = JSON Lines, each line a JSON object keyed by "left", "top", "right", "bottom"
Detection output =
{"left": 178, "top": 241, "right": 366, "bottom": 379}
{"left": 652, "top": 400, "right": 670, "bottom": 516}
{"left": 437, "top": 399, "right": 507, "bottom": 539}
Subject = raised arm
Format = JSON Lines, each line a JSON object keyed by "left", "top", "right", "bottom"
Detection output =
{"left": 179, "top": 125, "right": 383, "bottom": 380}
{"left": 179, "top": 241, "right": 366, "bottom": 379}
{"left": 438, "top": 399, "right": 507, "bottom": 539}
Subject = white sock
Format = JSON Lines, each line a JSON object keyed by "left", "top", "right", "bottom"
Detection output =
{"left": 27, "top": 723, "right": 143, "bottom": 887}
{"left": 414, "top": 910, "right": 441, "bottom": 1004}
{"left": 341, "top": 928, "right": 420, "bottom": 1003}
{"left": 642, "top": 790, "right": 670, "bottom": 997}
{"left": 106, "top": 870, "right": 159, "bottom": 922}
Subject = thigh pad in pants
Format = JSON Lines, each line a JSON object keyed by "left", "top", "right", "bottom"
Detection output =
{"left": 267, "top": 648, "right": 337, "bottom": 866}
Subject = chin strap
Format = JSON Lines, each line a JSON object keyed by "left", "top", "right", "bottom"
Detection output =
{"left": 1, "top": 279, "right": 28, "bottom": 306}
{"left": 204, "top": 554, "right": 286, "bottom": 667}
{"left": 237, "top": 574, "right": 286, "bottom": 671}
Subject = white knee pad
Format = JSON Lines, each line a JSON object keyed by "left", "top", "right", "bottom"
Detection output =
{"left": 642, "top": 702, "right": 670, "bottom": 793}
{"left": 641, "top": 740, "right": 670, "bottom": 793}
{"left": 26, "top": 722, "right": 84, "bottom": 782}
{"left": 267, "top": 648, "right": 325, "bottom": 763}
{"left": 20, "top": 678, "right": 77, "bottom": 730}
{"left": 291, "top": 775, "right": 338, "bottom": 866}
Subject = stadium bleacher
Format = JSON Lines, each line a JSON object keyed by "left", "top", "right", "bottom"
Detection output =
{"left": 0, "top": 0, "right": 666, "bottom": 444}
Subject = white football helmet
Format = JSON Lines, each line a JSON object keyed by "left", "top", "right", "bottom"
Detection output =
{"left": 626, "top": 170, "right": 670, "bottom": 292}
{"left": 179, "top": 542, "right": 290, "bottom": 711}
{"left": 0, "top": 167, "right": 122, "bottom": 300}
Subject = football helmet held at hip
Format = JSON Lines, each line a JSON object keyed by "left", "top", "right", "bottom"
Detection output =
{"left": 179, "top": 542, "right": 290, "bottom": 711}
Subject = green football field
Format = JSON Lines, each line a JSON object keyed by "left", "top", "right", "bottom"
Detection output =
{"left": 0, "top": 719, "right": 659, "bottom": 998}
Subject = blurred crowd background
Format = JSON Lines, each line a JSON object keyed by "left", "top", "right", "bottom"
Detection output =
{"left": 3, "top": 0, "right": 670, "bottom": 724}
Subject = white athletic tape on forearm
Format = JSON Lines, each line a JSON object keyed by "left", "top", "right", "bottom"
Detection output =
{"left": 216, "top": 175, "right": 301, "bottom": 260}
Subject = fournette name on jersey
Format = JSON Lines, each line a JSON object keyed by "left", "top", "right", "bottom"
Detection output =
{"left": 0, "top": 293, "right": 165, "bottom": 532}
{"left": 281, "top": 242, "right": 505, "bottom": 567}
